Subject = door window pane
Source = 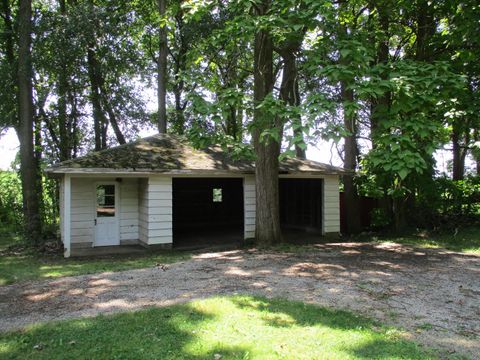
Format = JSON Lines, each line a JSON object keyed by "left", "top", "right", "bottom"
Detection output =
{"left": 213, "top": 188, "right": 222, "bottom": 202}
{"left": 96, "top": 185, "right": 115, "bottom": 217}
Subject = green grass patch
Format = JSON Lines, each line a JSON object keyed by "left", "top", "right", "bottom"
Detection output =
{"left": 0, "top": 228, "right": 190, "bottom": 285}
{"left": 0, "top": 295, "right": 439, "bottom": 359}
{"left": 370, "top": 226, "right": 480, "bottom": 255}
{"left": 0, "top": 251, "right": 190, "bottom": 286}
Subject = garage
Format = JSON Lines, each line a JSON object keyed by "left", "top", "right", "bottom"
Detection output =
{"left": 172, "top": 178, "right": 244, "bottom": 248}
{"left": 279, "top": 178, "right": 323, "bottom": 236}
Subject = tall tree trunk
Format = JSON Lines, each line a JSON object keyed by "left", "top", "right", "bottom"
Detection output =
{"left": 99, "top": 87, "right": 126, "bottom": 145}
{"left": 71, "top": 89, "right": 79, "bottom": 158}
{"left": 157, "top": 0, "right": 167, "bottom": 133}
{"left": 87, "top": 48, "right": 107, "bottom": 150}
{"left": 474, "top": 129, "right": 480, "bottom": 176}
{"left": 101, "top": 121, "right": 107, "bottom": 149}
{"left": 34, "top": 112, "right": 44, "bottom": 225}
{"left": 1, "top": 0, "right": 17, "bottom": 127}
{"left": 278, "top": 41, "right": 306, "bottom": 159}
{"left": 451, "top": 126, "right": 468, "bottom": 181}
{"left": 1, "top": 0, "right": 14, "bottom": 65}
{"left": 17, "top": 0, "right": 42, "bottom": 243}
{"left": 173, "top": 89, "right": 185, "bottom": 134}
{"left": 415, "top": 0, "right": 435, "bottom": 62}
{"left": 253, "top": 0, "right": 282, "bottom": 246}
{"left": 171, "top": 11, "right": 188, "bottom": 134}
{"left": 225, "top": 105, "right": 238, "bottom": 139}
{"left": 57, "top": 0, "right": 71, "bottom": 161}
{"left": 369, "top": 2, "right": 395, "bottom": 228}
{"left": 338, "top": 1, "right": 361, "bottom": 234}
{"left": 370, "top": 5, "right": 390, "bottom": 143}
{"left": 341, "top": 81, "right": 362, "bottom": 234}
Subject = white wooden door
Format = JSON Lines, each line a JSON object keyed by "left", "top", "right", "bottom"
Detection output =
{"left": 94, "top": 183, "right": 120, "bottom": 246}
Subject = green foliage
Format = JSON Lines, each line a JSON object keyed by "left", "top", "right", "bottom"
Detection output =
{"left": 0, "top": 171, "right": 22, "bottom": 227}
{"left": 364, "top": 61, "right": 464, "bottom": 201}
{"left": 397, "top": 175, "right": 480, "bottom": 231}
{"left": 370, "top": 208, "right": 392, "bottom": 229}
{"left": 0, "top": 296, "right": 436, "bottom": 359}
{"left": 420, "top": 176, "right": 480, "bottom": 224}
{"left": 0, "top": 170, "right": 58, "bottom": 235}
{"left": 437, "top": 177, "right": 480, "bottom": 216}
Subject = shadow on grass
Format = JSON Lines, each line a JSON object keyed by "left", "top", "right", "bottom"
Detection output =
{"left": 0, "top": 296, "right": 435, "bottom": 360}
{"left": 229, "top": 296, "right": 435, "bottom": 359}
{"left": 0, "top": 301, "right": 251, "bottom": 360}
{"left": 231, "top": 296, "right": 373, "bottom": 330}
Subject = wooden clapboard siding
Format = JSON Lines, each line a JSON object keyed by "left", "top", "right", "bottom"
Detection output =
{"left": 244, "top": 176, "right": 256, "bottom": 239}
{"left": 120, "top": 178, "right": 139, "bottom": 241}
{"left": 64, "top": 172, "right": 340, "bottom": 253}
{"left": 138, "top": 178, "right": 148, "bottom": 245}
{"left": 59, "top": 177, "right": 65, "bottom": 244}
{"left": 323, "top": 175, "right": 340, "bottom": 233}
{"left": 69, "top": 177, "right": 140, "bottom": 245}
{"left": 70, "top": 178, "right": 94, "bottom": 244}
{"left": 146, "top": 176, "right": 172, "bottom": 244}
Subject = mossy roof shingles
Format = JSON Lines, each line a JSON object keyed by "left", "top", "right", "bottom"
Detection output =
{"left": 45, "top": 134, "right": 346, "bottom": 175}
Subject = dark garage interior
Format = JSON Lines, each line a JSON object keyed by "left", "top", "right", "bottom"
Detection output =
{"left": 172, "top": 178, "right": 244, "bottom": 248}
{"left": 279, "top": 178, "right": 323, "bottom": 239}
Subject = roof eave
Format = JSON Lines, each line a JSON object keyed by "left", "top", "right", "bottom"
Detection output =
{"left": 44, "top": 167, "right": 256, "bottom": 176}
{"left": 45, "top": 167, "right": 347, "bottom": 177}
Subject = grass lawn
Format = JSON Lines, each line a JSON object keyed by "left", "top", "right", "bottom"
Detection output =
{"left": 271, "top": 225, "right": 480, "bottom": 256}
{"left": 369, "top": 226, "right": 480, "bottom": 255}
{"left": 0, "top": 228, "right": 191, "bottom": 285}
{"left": 0, "top": 295, "right": 442, "bottom": 360}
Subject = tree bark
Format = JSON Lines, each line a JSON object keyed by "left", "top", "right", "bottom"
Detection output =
{"left": 415, "top": 0, "right": 435, "bottom": 62}
{"left": 171, "top": 12, "right": 187, "bottom": 134}
{"left": 1, "top": 0, "right": 17, "bottom": 128}
{"left": 34, "top": 111, "right": 44, "bottom": 223}
{"left": 157, "top": 0, "right": 167, "bottom": 134}
{"left": 226, "top": 105, "right": 238, "bottom": 139}
{"left": 474, "top": 129, "right": 480, "bottom": 176}
{"left": 57, "top": 0, "right": 71, "bottom": 161}
{"left": 369, "top": 4, "right": 391, "bottom": 143}
{"left": 451, "top": 126, "right": 468, "bottom": 181}
{"left": 253, "top": 0, "right": 283, "bottom": 246}
{"left": 0, "top": 0, "right": 14, "bottom": 65}
{"left": 100, "top": 87, "right": 126, "bottom": 145}
{"left": 278, "top": 40, "right": 306, "bottom": 159}
{"left": 337, "top": 0, "right": 362, "bottom": 234}
{"left": 341, "top": 81, "right": 362, "bottom": 234}
{"left": 87, "top": 48, "right": 107, "bottom": 150}
{"left": 17, "top": 0, "right": 42, "bottom": 243}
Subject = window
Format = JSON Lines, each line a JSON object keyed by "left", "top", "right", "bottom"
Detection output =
{"left": 96, "top": 185, "right": 115, "bottom": 217}
{"left": 212, "top": 188, "right": 222, "bottom": 202}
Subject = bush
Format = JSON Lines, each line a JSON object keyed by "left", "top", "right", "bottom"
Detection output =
{"left": 414, "top": 175, "right": 480, "bottom": 228}
{"left": 370, "top": 208, "right": 392, "bottom": 229}
{"left": 0, "top": 171, "right": 23, "bottom": 228}
{"left": 0, "top": 170, "right": 59, "bottom": 238}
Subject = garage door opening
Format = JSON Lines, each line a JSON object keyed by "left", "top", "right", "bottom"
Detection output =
{"left": 279, "top": 178, "right": 323, "bottom": 241}
{"left": 173, "top": 178, "right": 244, "bottom": 248}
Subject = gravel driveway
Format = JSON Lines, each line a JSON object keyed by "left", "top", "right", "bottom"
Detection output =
{"left": 1, "top": 243, "right": 479, "bottom": 358}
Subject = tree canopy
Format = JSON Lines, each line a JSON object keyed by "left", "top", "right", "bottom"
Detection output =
{"left": 1, "top": 0, "right": 479, "bottom": 243}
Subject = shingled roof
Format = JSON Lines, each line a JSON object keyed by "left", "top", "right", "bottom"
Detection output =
{"left": 45, "top": 134, "right": 346, "bottom": 175}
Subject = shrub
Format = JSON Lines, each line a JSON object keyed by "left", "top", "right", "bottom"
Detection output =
{"left": 0, "top": 171, "right": 23, "bottom": 228}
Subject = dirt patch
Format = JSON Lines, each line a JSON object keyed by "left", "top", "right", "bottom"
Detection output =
{"left": 1, "top": 242, "right": 479, "bottom": 358}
